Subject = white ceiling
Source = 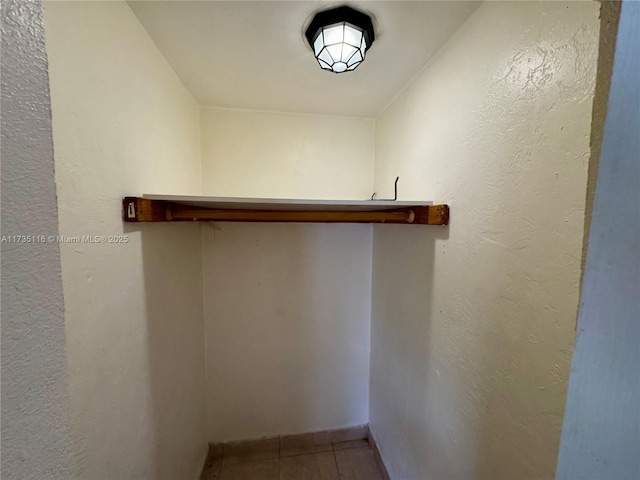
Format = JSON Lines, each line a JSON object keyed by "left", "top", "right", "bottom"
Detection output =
{"left": 129, "top": 1, "right": 479, "bottom": 117}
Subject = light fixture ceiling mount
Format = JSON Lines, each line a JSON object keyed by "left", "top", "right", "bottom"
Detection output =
{"left": 304, "top": 5, "right": 375, "bottom": 74}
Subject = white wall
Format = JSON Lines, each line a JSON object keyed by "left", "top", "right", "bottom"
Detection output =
{"left": 370, "top": 2, "right": 600, "bottom": 479}
{"left": 1, "top": 1, "right": 73, "bottom": 478}
{"left": 202, "top": 222, "right": 372, "bottom": 441}
{"left": 201, "top": 108, "right": 374, "bottom": 200}
{"left": 200, "top": 109, "right": 374, "bottom": 441}
{"left": 44, "top": 2, "right": 206, "bottom": 478}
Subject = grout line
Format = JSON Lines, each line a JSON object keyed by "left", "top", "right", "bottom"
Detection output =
{"left": 280, "top": 446, "right": 333, "bottom": 458}
{"left": 332, "top": 449, "right": 342, "bottom": 480}
{"left": 334, "top": 444, "right": 369, "bottom": 449}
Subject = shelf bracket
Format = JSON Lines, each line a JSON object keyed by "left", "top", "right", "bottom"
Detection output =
{"left": 124, "top": 197, "right": 166, "bottom": 222}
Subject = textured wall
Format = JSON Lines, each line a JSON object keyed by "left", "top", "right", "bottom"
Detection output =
{"left": 203, "top": 222, "right": 372, "bottom": 441}
{"left": 370, "top": 2, "right": 600, "bottom": 479}
{"left": 200, "top": 108, "right": 374, "bottom": 199}
{"left": 200, "top": 108, "right": 374, "bottom": 441}
{"left": 557, "top": 2, "right": 640, "bottom": 478}
{"left": 44, "top": 2, "right": 206, "bottom": 478}
{"left": 0, "top": 1, "right": 73, "bottom": 478}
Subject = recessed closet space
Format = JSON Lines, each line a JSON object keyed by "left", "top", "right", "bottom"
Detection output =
{"left": 41, "top": 1, "right": 603, "bottom": 479}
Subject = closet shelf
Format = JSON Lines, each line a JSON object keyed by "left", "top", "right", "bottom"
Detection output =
{"left": 123, "top": 195, "right": 449, "bottom": 225}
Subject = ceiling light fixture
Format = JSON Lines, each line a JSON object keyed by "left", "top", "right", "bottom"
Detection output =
{"left": 304, "top": 5, "right": 375, "bottom": 74}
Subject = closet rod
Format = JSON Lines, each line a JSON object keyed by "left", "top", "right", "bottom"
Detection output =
{"left": 123, "top": 198, "right": 449, "bottom": 226}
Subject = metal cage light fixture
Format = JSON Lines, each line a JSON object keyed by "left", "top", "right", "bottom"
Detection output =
{"left": 304, "top": 5, "right": 375, "bottom": 73}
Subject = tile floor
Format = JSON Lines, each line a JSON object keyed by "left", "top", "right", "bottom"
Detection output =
{"left": 201, "top": 437, "right": 385, "bottom": 480}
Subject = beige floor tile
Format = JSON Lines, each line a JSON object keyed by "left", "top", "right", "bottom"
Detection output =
{"left": 279, "top": 452, "right": 339, "bottom": 480}
{"left": 224, "top": 437, "right": 279, "bottom": 465}
{"left": 332, "top": 439, "right": 369, "bottom": 451}
{"left": 218, "top": 459, "right": 279, "bottom": 480}
{"left": 280, "top": 430, "right": 333, "bottom": 457}
{"left": 280, "top": 431, "right": 332, "bottom": 450}
{"left": 334, "top": 447, "right": 383, "bottom": 480}
{"left": 280, "top": 443, "right": 333, "bottom": 458}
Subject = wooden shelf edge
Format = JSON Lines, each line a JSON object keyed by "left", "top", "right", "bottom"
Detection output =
{"left": 123, "top": 197, "right": 449, "bottom": 226}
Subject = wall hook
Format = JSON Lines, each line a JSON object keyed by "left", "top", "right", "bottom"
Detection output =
{"left": 371, "top": 176, "right": 399, "bottom": 201}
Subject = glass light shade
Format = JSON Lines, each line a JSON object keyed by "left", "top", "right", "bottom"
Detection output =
{"left": 304, "top": 6, "right": 375, "bottom": 74}
{"left": 313, "top": 22, "right": 367, "bottom": 73}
